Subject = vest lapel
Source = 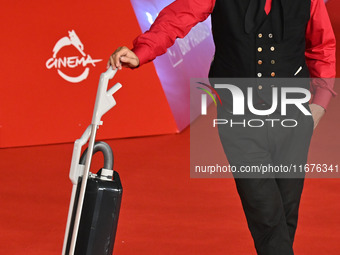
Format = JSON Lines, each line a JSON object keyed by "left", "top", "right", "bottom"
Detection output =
{"left": 271, "top": 0, "right": 285, "bottom": 43}
{"left": 244, "top": 0, "right": 267, "bottom": 34}
{"left": 245, "top": 0, "right": 285, "bottom": 43}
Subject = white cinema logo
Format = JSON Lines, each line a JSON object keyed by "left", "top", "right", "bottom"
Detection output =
{"left": 46, "top": 30, "right": 102, "bottom": 83}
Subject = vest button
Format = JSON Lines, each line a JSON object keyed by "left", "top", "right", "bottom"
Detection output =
{"left": 258, "top": 85, "right": 263, "bottom": 90}
{"left": 271, "top": 72, "right": 276, "bottom": 77}
{"left": 271, "top": 60, "right": 276, "bottom": 64}
{"left": 258, "top": 33, "right": 263, "bottom": 38}
{"left": 268, "top": 33, "right": 273, "bottom": 38}
{"left": 258, "top": 60, "right": 263, "bottom": 65}
{"left": 258, "top": 47, "right": 263, "bottom": 52}
{"left": 257, "top": 73, "right": 262, "bottom": 77}
{"left": 270, "top": 46, "right": 275, "bottom": 51}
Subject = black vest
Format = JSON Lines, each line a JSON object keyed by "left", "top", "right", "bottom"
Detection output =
{"left": 209, "top": 0, "right": 311, "bottom": 108}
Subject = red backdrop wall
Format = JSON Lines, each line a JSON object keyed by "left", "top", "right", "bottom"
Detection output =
{"left": 0, "top": 0, "right": 338, "bottom": 148}
{"left": 0, "top": 1, "right": 178, "bottom": 148}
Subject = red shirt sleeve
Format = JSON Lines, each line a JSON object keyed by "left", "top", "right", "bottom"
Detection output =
{"left": 132, "top": 0, "right": 215, "bottom": 66}
{"left": 305, "top": 0, "right": 337, "bottom": 110}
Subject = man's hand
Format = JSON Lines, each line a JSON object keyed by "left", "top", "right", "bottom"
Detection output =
{"left": 309, "top": 103, "right": 325, "bottom": 129}
{"left": 107, "top": 46, "right": 140, "bottom": 70}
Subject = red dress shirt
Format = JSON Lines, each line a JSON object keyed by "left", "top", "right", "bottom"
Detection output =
{"left": 132, "top": 0, "right": 336, "bottom": 109}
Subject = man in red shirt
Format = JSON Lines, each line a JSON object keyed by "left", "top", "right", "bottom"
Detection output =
{"left": 107, "top": 0, "right": 336, "bottom": 254}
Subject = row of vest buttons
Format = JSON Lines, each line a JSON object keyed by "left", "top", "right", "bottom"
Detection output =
{"left": 257, "top": 33, "right": 276, "bottom": 79}
{"left": 258, "top": 33, "right": 273, "bottom": 38}
{"left": 258, "top": 85, "right": 275, "bottom": 90}
{"left": 257, "top": 46, "right": 275, "bottom": 77}
{"left": 257, "top": 72, "right": 275, "bottom": 77}
{"left": 258, "top": 60, "right": 275, "bottom": 64}
{"left": 258, "top": 46, "right": 275, "bottom": 52}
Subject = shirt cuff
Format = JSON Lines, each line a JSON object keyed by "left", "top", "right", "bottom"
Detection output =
{"left": 131, "top": 44, "right": 153, "bottom": 67}
{"left": 311, "top": 86, "right": 334, "bottom": 110}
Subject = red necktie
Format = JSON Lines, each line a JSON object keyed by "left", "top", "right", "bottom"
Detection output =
{"left": 265, "top": 0, "right": 272, "bottom": 14}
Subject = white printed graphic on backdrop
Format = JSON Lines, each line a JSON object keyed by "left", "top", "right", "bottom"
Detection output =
{"left": 167, "top": 23, "right": 210, "bottom": 68}
{"left": 46, "top": 30, "right": 102, "bottom": 83}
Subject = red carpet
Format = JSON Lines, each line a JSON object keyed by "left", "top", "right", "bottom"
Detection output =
{"left": 0, "top": 114, "right": 340, "bottom": 255}
{"left": 1, "top": 1, "right": 340, "bottom": 254}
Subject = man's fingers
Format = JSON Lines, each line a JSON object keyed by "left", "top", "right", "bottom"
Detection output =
{"left": 110, "top": 55, "right": 116, "bottom": 70}
{"left": 124, "top": 50, "right": 138, "bottom": 59}
{"left": 309, "top": 103, "right": 325, "bottom": 130}
{"left": 113, "top": 48, "right": 130, "bottom": 70}
{"left": 120, "top": 56, "right": 138, "bottom": 66}
{"left": 108, "top": 46, "right": 139, "bottom": 70}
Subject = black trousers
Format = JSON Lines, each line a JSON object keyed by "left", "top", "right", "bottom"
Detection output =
{"left": 217, "top": 105, "right": 314, "bottom": 255}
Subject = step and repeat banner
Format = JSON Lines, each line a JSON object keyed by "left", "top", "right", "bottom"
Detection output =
{"left": 0, "top": 0, "right": 214, "bottom": 148}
